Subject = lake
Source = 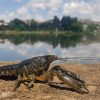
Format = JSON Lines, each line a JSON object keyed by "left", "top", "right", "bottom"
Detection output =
{"left": 0, "top": 32, "right": 100, "bottom": 64}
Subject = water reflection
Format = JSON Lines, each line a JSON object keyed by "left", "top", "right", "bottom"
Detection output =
{"left": 0, "top": 33, "right": 83, "bottom": 48}
{"left": 0, "top": 33, "right": 100, "bottom": 63}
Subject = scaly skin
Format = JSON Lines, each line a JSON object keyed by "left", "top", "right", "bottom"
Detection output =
{"left": 0, "top": 55, "right": 59, "bottom": 91}
{"left": 0, "top": 64, "right": 19, "bottom": 76}
{"left": 0, "top": 55, "right": 58, "bottom": 77}
{"left": 0, "top": 55, "right": 89, "bottom": 93}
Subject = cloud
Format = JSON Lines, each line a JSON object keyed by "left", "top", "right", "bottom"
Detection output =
{"left": 26, "top": 0, "right": 63, "bottom": 10}
{"left": 34, "top": 14, "right": 44, "bottom": 22}
{"left": 63, "top": 0, "right": 100, "bottom": 21}
{"left": 17, "top": 6, "right": 32, "bottom": 20}
{"left": 9, "top": 12, "right": 15, "bottom": 17}
{"left": 48, "top": 0, "right": 63, "bottom": 18}
{"left": 0, "top": 0, "right": 100, "bottom": 21}
{"left": 0, "top": 11, "right": 15, "bottom": 22}
{"left": 18, "top": 0, "right": 64, "bottom": 20}
{"left": 17, "top": 6, "right": 28, "bottom": 15}
{"left": 63, "top": 1, "right": 92, "bottom": 19}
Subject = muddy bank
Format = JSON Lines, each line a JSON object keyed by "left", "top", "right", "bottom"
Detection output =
{"left": 0, "top": 62, "right": 100, "bottom": 100}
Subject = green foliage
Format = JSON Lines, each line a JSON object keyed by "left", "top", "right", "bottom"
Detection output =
{"left": 61, "top": 16, "right": 71, "bottom": 30}
{"left": 0, "top": 16, "right": 83, "bottom": 32}
{"left": 8, "top": 19, "right": 27, "bottom": 31}
{"left": 87, "top": 24, "right": 97, "bottom": 32}
{"left": 71, "top": 22, "right": 83, "bottom": 32}
{"left": 52, "top": 16, "right": 60, "bottom": 31}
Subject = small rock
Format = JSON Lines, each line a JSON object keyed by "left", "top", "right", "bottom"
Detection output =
{"left": 0, "top": 91, "right": 15, "bottom": 99}
{"left": 87, "top": 86, "right": 97, "bottom": 92}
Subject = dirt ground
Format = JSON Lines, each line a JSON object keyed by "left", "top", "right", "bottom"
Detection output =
{"left": 0, "top": 62, "right": 100, "bottom": 100}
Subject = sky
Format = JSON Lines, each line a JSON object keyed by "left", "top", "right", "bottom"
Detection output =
{"left": 0, "top": 0, "right": 100, "bottom": 22}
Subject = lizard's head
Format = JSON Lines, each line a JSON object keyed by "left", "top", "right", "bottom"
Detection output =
{"left": 45, "top": 55, "right": 67, "bottom": 63}
{"left": 45, "top": 55, "right": 58, "bottom": 63}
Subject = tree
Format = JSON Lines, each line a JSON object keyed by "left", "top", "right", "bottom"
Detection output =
{"left": 27, "top": 19, "right": 38, "bottom": 31}
{"left": 0, "top": 16, "right": 83, "bottom": 32}
{"left": 8, "top": 19, "right": 26, "bottom": 30}
{"left": 70, "top": 17, "right": 83, "bottom": 32}
{"left": 87, "top": 24, "right": 97, "bottom": 32}
{"left": 61, "top": 16, "right": 71, "bottom": 30}
{"left": 52, "top": 16, "right": 60, "bottom": 31}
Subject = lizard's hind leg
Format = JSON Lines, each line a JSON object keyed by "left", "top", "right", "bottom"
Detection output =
{"left": 27, "top": 74, "right": 35, "bottom": 89}
{"left": 20, "top": 66, "right": 36, "bottom": 90}
{"left": 13, "top": 66, "right": 32, "bottom": 91}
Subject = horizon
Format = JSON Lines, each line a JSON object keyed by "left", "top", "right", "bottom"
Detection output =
{"left": 0, "top": 0, "right": 100, "bottom": 22}
{"left": 0, "top": 16, "right": 97, "bottom": 23}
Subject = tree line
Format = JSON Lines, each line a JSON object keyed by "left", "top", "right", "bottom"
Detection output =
{"left": 0, "top": 16, "right": 83, "bottom": 32}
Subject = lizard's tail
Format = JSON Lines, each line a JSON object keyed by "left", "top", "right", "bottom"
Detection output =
{"left": 0, "top": 64, "right": 18, "bottom": 76}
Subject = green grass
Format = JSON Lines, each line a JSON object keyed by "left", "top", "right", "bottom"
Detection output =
{"left": 0, "top": 30, "right": 78, "bottom": 35}
{"left": 0, "top": 30, "right": 50, "bottom": 35}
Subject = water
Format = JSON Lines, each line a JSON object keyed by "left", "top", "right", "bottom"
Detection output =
{"left": 0, "top": 33, "right": 100, "bottom": 64}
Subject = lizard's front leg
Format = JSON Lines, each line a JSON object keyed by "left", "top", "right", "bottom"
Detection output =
{"left": 13, "top": 74, "right": 22, "bottom": 91}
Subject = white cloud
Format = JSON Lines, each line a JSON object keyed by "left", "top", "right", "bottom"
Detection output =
{"left": 63, "top": 0, "right": 100, "bottom": 21}
{"left": 9, "top": 12, "right": 15, "bottom": 17}
{"left": 15, "top": 0, "right": 64, "bottom": 21}
{"left": 17, "top": 6, "right": 32, "bottom": 20}
{"left": 48, "top": 0, "right": 63, "bottom": 18}
{"left": 63, "top": 1, "right": 92, "bottom": 18}
{"left": 0, "top": 11, "right": 15, "bottom": 22}
{"left": 26, "top": 0, "right": 63, "bottom": 10}
{"left": 17, "top": 6, "right": 28, "bottom": 15}
{"left": 29, "top": 2, "right": 47, "bottom": 10}
{"left": 34, "top": 14, "right": 44, "bottom": 22}
{"left": 48, "top": 0, "right": 63, "bottom": 9}
{"left": 1, "top": 0, "right": 100, "bottom": 21}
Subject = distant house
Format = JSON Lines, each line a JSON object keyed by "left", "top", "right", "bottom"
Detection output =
{"left": 0, "top": 20, "right": 4, "bottom": 25}
{"left": 0, "top": 20, "right": 9, "bottom": 25}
